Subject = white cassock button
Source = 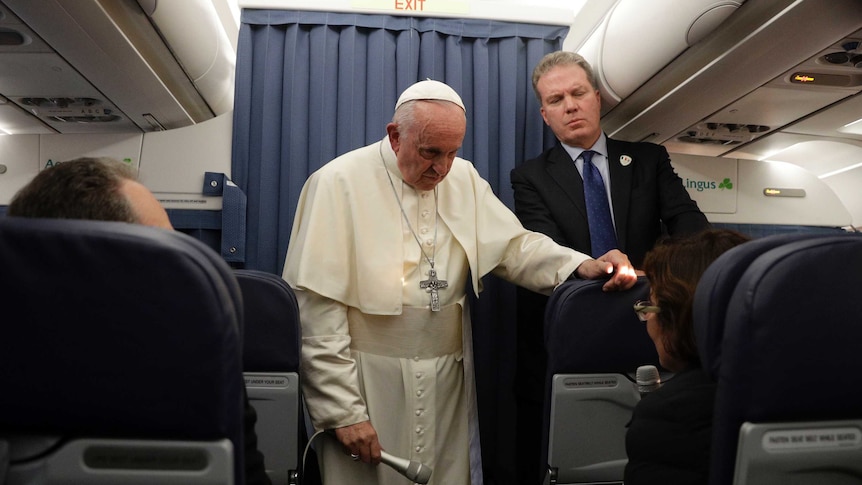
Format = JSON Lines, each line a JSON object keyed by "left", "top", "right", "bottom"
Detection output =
{"left": 415, "top": 410, "right": 422, "bottom": 416}
{"left": 416, "top": 390, "right": 423, "bottom": 397}
{"left": 415, "top": 446, "right": 422, "bottom": 452}
{"left": 421, "top": 210, "right": 430, "bottom": 218}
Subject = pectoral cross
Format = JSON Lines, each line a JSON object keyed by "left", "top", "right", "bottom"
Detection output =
{"left": 420, "top": 267, "right": 448, "bottom": 312}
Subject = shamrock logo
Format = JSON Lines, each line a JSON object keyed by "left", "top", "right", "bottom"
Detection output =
{"left": 718, "top": 178, "right": 733, "bottom": 190}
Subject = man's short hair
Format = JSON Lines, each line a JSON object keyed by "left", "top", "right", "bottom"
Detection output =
{"left": 532, "top": 51, "right": 599, "bottom": 102}
{"left": 8, "top": 157, "right": 138, "bottom": 223}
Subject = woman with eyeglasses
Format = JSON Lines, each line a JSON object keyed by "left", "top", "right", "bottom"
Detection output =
{"left": 624, "top": 229, "right": 750, "bottom": 485}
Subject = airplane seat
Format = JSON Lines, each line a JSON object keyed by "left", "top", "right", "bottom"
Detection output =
{"left": 234, "top": 269, "right": 301, "bottom": 485}
{"left": 541, "top": 277, "right": 658, "bottom": 485}
{"left": 694, "top": 234, "right": 862, "bottom": 485}
{"left": 710, "top": 223, "right": 851, "bottom": 240}
{"left": 0, "top": 217, "right": 246, "bottom": 485}
{"left": 693, "top": 233, "right": 819, "bottom": 380}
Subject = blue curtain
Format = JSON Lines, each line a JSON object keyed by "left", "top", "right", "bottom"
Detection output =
{"left": 231, "top": 10, "right": 566, "bottom": 484}
{"left": 232, "top": 9, "right": 565, "bottom": 274}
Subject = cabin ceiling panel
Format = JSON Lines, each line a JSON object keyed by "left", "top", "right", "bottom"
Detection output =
{"left": 664, "top": 138, "right": 749, "bottom": 158}
{"left": 0, "top": 0, "right": 228, "bottom": 134}
{"left": 729, "top": 131, "right": 862, "bottom": 160}
{"left": 760, "top": 140, "right": 862, "bottom": 176}
{"left": 0, "top": 52, "right": 137, "bottom": 133}
{"left": 820, "top": 169, "right": 862, "bottom": 229}
{"left": 0, "top": 100, "right": 52, "bottom": 135}
{"left": 665, "top": 83, "right": 856, "bottom": 156}
{"left": 707, "top": 86, "right": 851, "bottom": 131}
{"left": 0, "top": 53, "right": 102, "bottom": 95}
{"left": 603, "top": 0, "right": 862, "bottom": 148}
{"left": 780, "top": 93, "right": 862, "bottom": 141}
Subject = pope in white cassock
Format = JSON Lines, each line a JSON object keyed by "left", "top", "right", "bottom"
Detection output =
{"left": 283, "top": 80, "right": 637, "bottom": 485}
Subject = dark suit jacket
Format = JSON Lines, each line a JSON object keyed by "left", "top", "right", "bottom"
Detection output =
{"left": 510, "top": 138, "right": 709, "bottom": 267}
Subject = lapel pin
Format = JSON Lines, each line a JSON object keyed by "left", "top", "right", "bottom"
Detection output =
{"left": 619, "top": 155, "right": 632, "bottom": 166}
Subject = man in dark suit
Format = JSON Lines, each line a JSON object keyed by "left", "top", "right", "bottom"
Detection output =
{"left": 510, "top": 51, "right": 710, "bottom": 484}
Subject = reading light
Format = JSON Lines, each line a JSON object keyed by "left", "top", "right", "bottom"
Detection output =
{"left": 763, "top": 188, "right": 806, "bottom": 198}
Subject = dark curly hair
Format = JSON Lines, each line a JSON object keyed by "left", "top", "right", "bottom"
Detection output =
{"left": 643, "top": 229, "right": 751, "bottom": 368}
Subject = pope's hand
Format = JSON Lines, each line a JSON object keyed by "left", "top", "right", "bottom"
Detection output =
{"left": 335, "top": 420, "right": 383, "bottom": 465}
{"left": 574, "top": 249, "right": 638, "bottom": 291}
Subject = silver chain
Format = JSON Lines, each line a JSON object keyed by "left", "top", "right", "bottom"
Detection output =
{"left": 380, "top": 141, "right": 439, "bottom": 270}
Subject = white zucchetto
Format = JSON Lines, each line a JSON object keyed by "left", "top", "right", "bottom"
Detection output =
{"left": 395, "top": 79, "right": 466, "bottom": 112}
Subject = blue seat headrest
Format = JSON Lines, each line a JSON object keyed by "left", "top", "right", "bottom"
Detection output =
{"left": 0, "top": 217, "right": 244, "bottom": 448}
{"left": 703, "top": 234, "right": 862, "bottom": 485}
{"left": 693, "top": 233, "right": 818, "bottom": 380}
{"left": 545, "top": 277, "right": 656, "bottom": 375}
{"left": 234, "top": 269, "right": 301, "bottom": 372}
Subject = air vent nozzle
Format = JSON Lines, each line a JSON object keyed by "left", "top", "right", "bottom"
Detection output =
{"left": 818, "top": 38, "right": 862, "bottom": 69}
{"left": 0, "top": 28, "right": 25, "bottom": 46}
{"left": 20, "top": 97, "right": 100, "bottom": 108}
{"left": 48, "top": 115, "right": 122, "bottom": 123}
{"left": 678, "top": 122, "right": 770, "bottom": 145}
{"left": 15, "top": 97, "right": 122, "bottom": 124}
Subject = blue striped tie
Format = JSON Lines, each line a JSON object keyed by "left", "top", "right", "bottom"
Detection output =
{"left": 582, "top": 150, "right": 617, "bottom": 257}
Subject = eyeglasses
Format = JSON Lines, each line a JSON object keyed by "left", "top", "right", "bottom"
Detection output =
{"left": 633, "top": 300, "right": 661, "bottom": 322}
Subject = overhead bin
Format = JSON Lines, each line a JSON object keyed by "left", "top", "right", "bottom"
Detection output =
{"left": 597, "top": 0, "right": 862, "bottom": 148}
{"left": 135, "top": 0, "right": 236, "bottom": 116}
{"left": 578, "top": 0, "right": 744, "bottom": 113}
{"left": 0, "top": 0, "right": 236, "bottom": 134}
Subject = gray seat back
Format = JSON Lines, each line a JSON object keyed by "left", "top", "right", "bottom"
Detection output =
{"left": 542, "top": 277, "right": 657, "bottom": 484}
{"left": 235, "top": 269, "right": 301, "bottom": 485}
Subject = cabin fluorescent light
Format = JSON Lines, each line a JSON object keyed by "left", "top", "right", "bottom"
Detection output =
{"left": 819, "top": 162, "right": 862, "bottom": 179}
{"left": 839, "top": 117, "right": 862, "bottom": 135}
{"left": 759, "top": 147, "right": 793, "bottom": 161}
